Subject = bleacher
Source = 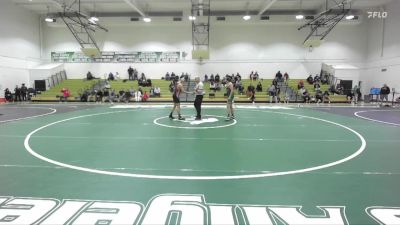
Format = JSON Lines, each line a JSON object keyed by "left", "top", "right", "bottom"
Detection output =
{"left": 31, "top": 78, "right": 347, "bottom": 103}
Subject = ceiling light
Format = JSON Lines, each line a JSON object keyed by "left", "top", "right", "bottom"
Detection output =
{"left": 346, "top": 15, "right": 355, "bottom": 20}
{"left": 296, "top": 15, "right": 304, "bottom": 20}
{"left": 188, "top": 16, "right": 196, "bottom": 21}
{"left": 143, "top": 17, "right": 151, "bottom": 23}
{"left": 243, "top": 15, "right": 251, "bottom": 21}
{"left": 45, "top": 17, "right": 55, "bottom": 23}
{"left": 90, "top": 16, "right": 99, "bottom": 22}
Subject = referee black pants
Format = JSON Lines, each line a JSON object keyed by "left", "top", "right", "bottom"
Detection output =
{"left": 194, "top": 95, "right": 203, "bottom": 118}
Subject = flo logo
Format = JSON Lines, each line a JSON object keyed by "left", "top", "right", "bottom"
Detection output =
{"left": 154, "top": 115, "right": 236, "bottom": 129}
{"left": 0, "top": 194, "right": 399, "bottom": 224}
{"left": 176, "top": 117, "right": 219, "bottom": 125}
{"left": 367, "top": 11, "right": 388, "bottom": 19}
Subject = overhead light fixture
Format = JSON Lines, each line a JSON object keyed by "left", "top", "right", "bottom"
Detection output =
{"left": 188, "top": 16, "right": 196, "bottom": 21}
{"left": 90, "top": 16, "right": 99, "bottom": 22}
{"left": 296, "top": 15, "right": 304, "bottom": 20}
{"left": 346, "top": 15, "right": 355, "bottom": 20}
{"left": 243, "top": 15, "right": 251, "bottom": 21}
{"left": 45, "top": 17, "right": 55, "bottom": 23}
{"left": 143, "top": 17, "right": 151, "bottom": 22}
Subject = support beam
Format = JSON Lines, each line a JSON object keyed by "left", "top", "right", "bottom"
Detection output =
{"left": 123, "top": 0, "right": 146, "bottom": 17}
{"left": 258, "top": 0, "right": 278, "bottom": 16}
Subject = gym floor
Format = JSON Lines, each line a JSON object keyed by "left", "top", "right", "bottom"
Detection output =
{"left": 0, "top": 103, "right": 399, "bottom": 224}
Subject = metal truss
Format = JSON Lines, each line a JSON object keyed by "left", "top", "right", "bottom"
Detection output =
{"left": 298, "top": 0, "right": 351, "bottom": 44}
{"left": 191, "top": 0, "right": 211, "bottom": 51}
{"left": 53, "top": 0, "right": 108, "bottom": 51}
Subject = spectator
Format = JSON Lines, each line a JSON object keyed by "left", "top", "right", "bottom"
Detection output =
{"left": 254, "top": 71, "right": 259, "bottom": 80}
{"left": 346, "top": 91, "right": 354, "bottom": 104}
{"left": 14, "top": 85, "right": 21, "bottom": 102}
{"left": 108, "top": 72, "right": 115, "bottom": 81}
{"left": 215, "top": 74, "right": 220, "bottom": 83}
{"left": 247, "top": 84, "right": 255, "bottom": 103}
{"left": 135, "top": 90, "right": 142, "bottom": 102}
{"left": 298, "top": 80, "right": 304, "bottom": 90}
{"left": 165, "top": 72, "right": 170, "bottom": 81}
{"left": 256, "top": 82, "right": 263, "bottom": 92}
{"left": 95, "top": 89, "right": 103, "bottom": 103}
{"left": 306, "top": 75, "right": 313, "bottom": 84}
{"left": 235, "top": 73, "right": 241, "bottom": 81}
{"left": 60, "top": 87, "right": 70, "bottom": 102}
{"left": 140, "top": 73, "right": 146, "bottom": 81}
{"left": 249, "top": 71, "right": 254, "bottom": 80}
{"left": 316, "top": 90, "right": 323, "bottom": 103}
{"left": 268, "top": 84, "right": 277, "bottom": 103}
{"left": 314, "top": 82, "right": 321, "bottom": 91}
{"left": 314, "top": 75, "right": 320, "bottom": 83}
{"left": 4, "top": 88, "right": 12, "bottom": 102}
{"left": 210, "top": 74, "right": 215, "bottom": 82}
{"left": 21, "top": 84, "right": 28, "bottom": 101}
{"left": 353, "top": 85, "right": 360, "bottom": 104}
{"left": 323, "top": 91, "right": 331, "bottom": 104}
{"left": 142, "top": 91, "right": 149, "bottom": 102}
{"left": 171, "top": 72, "right": 176, "bottom": 80}
{"left": 154, "top": 86, "right": 161, "bottom": 97}
{"left": 380, "top": 84, "right": 390, "bottom": 104}
{"left": 283, "top": 72, "right": 289, "bottom": 83}
{"left": 204, "top": 74, "right": 208, "bottom": 82}
{"left": 300, "top": 87, "right": 310, "bottom": 103}
{"left": 284, "top": 91, "right": 290, "bottom": 104}
{"left": 275, "top": 71, "right": 283, "bottom": 82}
{"left": 87, "top": 71, "right": 95, "bottom": 80}
{"left": 128, "top": 67, "right": 134, "bottom": 80}
{"left": 210, "top": 81, "right": 216, "bottom": 92}
{"left": 133, "top": 69, "right": 139, "bottom": 80}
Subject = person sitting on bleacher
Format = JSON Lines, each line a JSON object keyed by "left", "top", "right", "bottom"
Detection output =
{"left": 275, "top": 71, "right": 283, "bottom": 82}
{"left": 247, "top": 84, "right": 255, "bottom": 103}
{"left": 346, "top": 91, "right": 354, "bottom": 104}
{"left": 171, "top": 72, "right": 176, "bottom": 80}
{"left": 298, "top": 80, "right": 304, "bottom": 90}
{"left": 95, "top": 89, "right": 103, "bottom": 103}
{"left": 60, "top": 87, "right": 70, "bottom": 102}
{"left": 215, "top": 74, "right": 220, "bottom": 83}
{"left": 283, "top": 72, "right": 289, "bottom": 83}
{"left": 314, "top": 81, "right": 321, "bottom": 91}
{"left": 204, "top": 74, "right": 208, "bottom": 82}
{"left": 268, "top": 84, "right": 277, "bottom": 103}
{"left": 108, "top": 72, "right": 115, "bottom": 81}
{"left": 316, "top": 90, "right": 323, "bottom": 103}
{"left": 300, "top": 87, "right": 310, "bottom": 103}
{"left": 323, "top": 90, "right": 331, "bottom": 103}
{"left": 254, "top": 71, "right": 259, "bottom": 80}
{"left": 209, "top": 74, "right": 215, "bottom": 82}
{"left": 256, "top": 82, "right": 263, "bottom": 92}
{"left": 165, "top": 72, "right": 170, "bottom": 81}
{"left": 142, "top": 91, "right": 149, "bottom": 102}
{"left": 314, "top": 75, "right": 320, "bottom": 83}
{"left": 87, "top": 71, "right": 95, "bottom": 80}
{"left": 135, "top": 90, "right": 142, "bottom": 102}
{"left": 210, "top": 81, "right": 216, "bottom": 92}
{"left": 307, "top": 75, "right": 314, "bottom": 84}
{"left": 154, "top": 86, "right": 161, "bottom": 97}
{"left": 235, "top": 73, "right": 241, "bottom": 81}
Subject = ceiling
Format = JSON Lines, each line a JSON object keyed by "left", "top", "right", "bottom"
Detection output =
{"left": 13, "top": 0, "right": 393, "bottom": 15}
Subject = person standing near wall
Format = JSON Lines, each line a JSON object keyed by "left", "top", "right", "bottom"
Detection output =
{"left": 14, "top": 85, "right": 21, "bottom": 102}
{"left": 380, "top": 84, "right": 390, "bottom": 105}
{"left": 193, "top": 77, "right": 205, "bottom": 120}
{"left": 21, "top": 84, "right": 28, "bottom": 101}
{"left": 128, "top": 66, "right": 134, "bottom": 80}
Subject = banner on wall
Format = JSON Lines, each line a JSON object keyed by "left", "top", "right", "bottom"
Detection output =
{"left": 51, "top": 51, "right": 181, "bottom": 63}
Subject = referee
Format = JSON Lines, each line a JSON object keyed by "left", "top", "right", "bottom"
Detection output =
{"left": 193, "top": 77, "right": 205, "bottom": 120}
